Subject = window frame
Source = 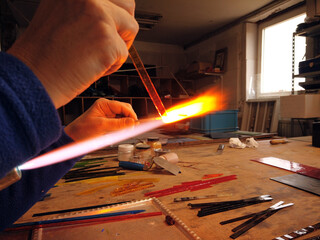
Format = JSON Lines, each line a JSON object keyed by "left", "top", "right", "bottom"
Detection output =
{"left": 256, "top": 6, "right": 306, "bottom": 99}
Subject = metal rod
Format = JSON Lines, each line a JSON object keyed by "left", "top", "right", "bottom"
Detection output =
{"left": 32, "top": 201, "right": 130, "bottom": 217}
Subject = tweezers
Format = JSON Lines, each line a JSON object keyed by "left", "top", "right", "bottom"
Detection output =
{"left": 220, "top": 201, "right": 294, "bottom": 239}
{"left": 189, "top": 195, "right": 272, "bottom": 209}
{"left": 190, "top": 195, "right": 272, "bottom": 217}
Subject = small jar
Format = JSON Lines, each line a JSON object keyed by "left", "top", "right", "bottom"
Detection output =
{"left": 132, "top": 143, "right": 153, "bottom": 170}
{"left": 147, "top": 137, "right": 162, "bottom": 155}
{"left": 118, "top": 144, "right": 134, "bottom": 161}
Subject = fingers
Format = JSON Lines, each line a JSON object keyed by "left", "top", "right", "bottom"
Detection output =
{"left": 95, "top": 98, "right": 138, "bottom": 120}
{"left": 102, "top": 34, "right": 129, "bottom": 76}
{"left": 103, "top": 0, "right": 139, "bottom": 48}
{"left": 103, "top": 117, "right": 137, "bottom": 131}
{"left": 108, "top": 0, "right": 136, "bottom": 16}
{"left": 7, "top": 0, "right": 139, "bottom": 108}
{"left": 99, "top": 0, "right": 139, "bottom": 75}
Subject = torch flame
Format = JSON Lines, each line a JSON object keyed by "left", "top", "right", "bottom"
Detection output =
{"left": 162, "top": 89, "right": 223, "bottom": 123}
{"left": 19, "top": 89, "right": 224, "bottom": 170}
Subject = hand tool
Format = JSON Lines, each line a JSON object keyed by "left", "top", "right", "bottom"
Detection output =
{"left": 270, "top": 139, "right": 289, "bottom": 145}
{"left": 192, "top": 195, "right": 273, "bottom": 217}
{"left": 220, "top": 201, "right": 293, "bottom": 239}
{"left": 215, "top": 144, "right": 225, "bottom": 155}
{"left": 189, "top": 195, "right": 272, "bottom": 209}
{"left": 173, "top": 193, "right": 232, "bottom": 202}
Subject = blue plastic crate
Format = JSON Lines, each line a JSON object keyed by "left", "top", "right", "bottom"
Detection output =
{"left": 190, "top": 110, "right": 238, "bottom": 134}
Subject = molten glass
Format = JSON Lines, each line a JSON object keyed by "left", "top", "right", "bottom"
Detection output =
{"left": 162, "top": 89, "right": 223, "bottom": 123}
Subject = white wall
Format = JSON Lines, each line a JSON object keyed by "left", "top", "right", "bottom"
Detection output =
{"left": 133, "top": 41, "right": 187, "bottom": 78}
{"left": 185, "top": 24, "right": 245, "bottom": 110}
{"left": 131, "top": 25, "right": 246, "bottom": 111}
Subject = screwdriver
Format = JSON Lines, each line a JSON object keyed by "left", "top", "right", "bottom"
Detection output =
{"left": 270, "top": 139, "right": 289, "bottom": 145}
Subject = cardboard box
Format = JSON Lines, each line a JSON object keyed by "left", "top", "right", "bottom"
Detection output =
{"left": 186, "top": 62, "right": 212, "bottom": 74}
{"left": 280, "top": 94, "right": 320, "bottom": 118}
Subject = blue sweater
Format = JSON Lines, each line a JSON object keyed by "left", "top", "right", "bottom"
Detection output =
{"left": 0, "top": 52, "right": 81, "bottom": 230}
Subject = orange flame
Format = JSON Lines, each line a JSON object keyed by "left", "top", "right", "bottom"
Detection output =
{"left": 19, "top": 88, "right": 224, "bottom": 171}
{"left": 161, "top": 89, "right": 224, "bottom": 124}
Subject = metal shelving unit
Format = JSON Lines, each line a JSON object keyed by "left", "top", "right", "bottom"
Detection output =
{"left": 292, "top": 23, "right": 320, "bottom": 93}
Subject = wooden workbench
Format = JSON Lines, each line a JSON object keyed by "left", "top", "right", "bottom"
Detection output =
{"left": 2, "top": 136, "right": 320, "bottom": 239}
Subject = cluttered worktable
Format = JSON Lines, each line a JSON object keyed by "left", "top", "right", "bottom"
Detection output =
{"left": 1, "top": 134, "right": 319, "bottom": 240}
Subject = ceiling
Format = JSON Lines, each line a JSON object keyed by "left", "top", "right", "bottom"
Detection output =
{"left": 135, "top": 0, "right": 275, "bottom": 46}
{"left": 5, "top": 0, "right": 305, "bottom": 48}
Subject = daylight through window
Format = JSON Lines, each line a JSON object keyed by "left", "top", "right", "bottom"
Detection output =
{"left": 260, "top": 13, "right": 306, "bottom": 97}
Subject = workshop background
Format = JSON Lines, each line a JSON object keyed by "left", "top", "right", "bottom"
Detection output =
{"left": 1, "top": 0, "right": 320, "bottom": 138}
{"left": 1, "top": 1, "right": 320, "bottom": 240}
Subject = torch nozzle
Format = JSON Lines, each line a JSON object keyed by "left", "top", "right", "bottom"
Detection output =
{"left": 0, "top": 167, "right": 21, "bottom": 191}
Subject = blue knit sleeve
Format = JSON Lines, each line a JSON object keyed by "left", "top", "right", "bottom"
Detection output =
{"left": 0, "top": 52, "right": 82, "bottom": 230}
{"left": 0, "top": 52, "right": 62, "bottom": 178}
{"left": 0, "top": 130, "right": 80, "bottom": 231}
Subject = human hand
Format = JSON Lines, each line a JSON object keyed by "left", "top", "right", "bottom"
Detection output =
{"left": 7, "top": 0, "right": 138, "bottom": 108}
{"left": 64, "top": 98, "right": 138, "bottom": 141}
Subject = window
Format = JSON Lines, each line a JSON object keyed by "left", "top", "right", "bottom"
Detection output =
{"left": 257, "top": 11, "right": 306, "bottom": 98}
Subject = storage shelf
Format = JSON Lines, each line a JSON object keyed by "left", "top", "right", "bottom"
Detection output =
{"left": 294, "top": 70, "right": 320, "bottom": 78}
{"left": 299, "top": 79, "right": 320, "bottom": 90}
{"left": 295, "top": 24, "right": 320, "bottom": 37}
{"left": 292, "top": 22, "right": 320, "bottom": 93}
{"left": 58, "top": 74, "right": 190, "bottom": 125}
{"left": 180, "top": 71, "right": 223, "bottom": 80}
{"left": 76, "top": 96, "right": 184, "bottom": 100}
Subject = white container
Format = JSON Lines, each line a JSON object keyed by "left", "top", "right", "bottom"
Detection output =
{"left": 118, "top": 144, "right": 134, "bottom": 161}
{"left": 159, "top": 152, "right": 179, "bottom": 164}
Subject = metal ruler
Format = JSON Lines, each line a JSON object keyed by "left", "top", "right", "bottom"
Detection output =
{"left": 273, "top": 222, "right": 320, "bottom": 240}
{"left": 129, "top": 45, "right": 167, "bottom": 117}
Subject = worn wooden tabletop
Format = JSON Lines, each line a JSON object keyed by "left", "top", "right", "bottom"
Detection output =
{"left": 2, "top": 136, "right": 320, "bottom": 240}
